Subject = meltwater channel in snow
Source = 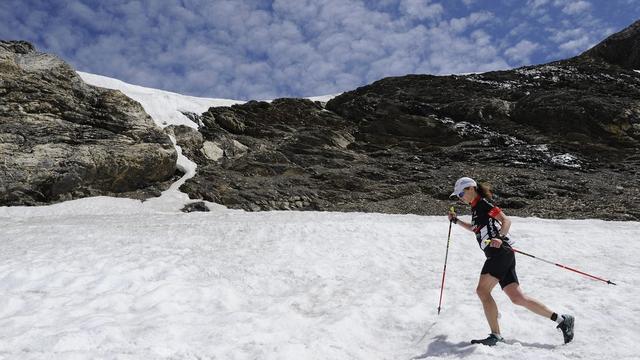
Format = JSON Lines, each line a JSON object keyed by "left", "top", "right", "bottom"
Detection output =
{"left": 0, "top": 74, "right": 639, "bottom": 360}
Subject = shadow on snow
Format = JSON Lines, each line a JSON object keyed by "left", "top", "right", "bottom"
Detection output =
{"left": 411, "top": 334, "right": 557, "bottom": 359}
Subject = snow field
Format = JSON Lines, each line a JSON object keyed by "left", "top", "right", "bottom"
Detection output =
{"left": 0, "top": 207, "right": 638, "bottom": 359}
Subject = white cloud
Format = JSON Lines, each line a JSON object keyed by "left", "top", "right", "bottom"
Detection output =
{"left": 448, "top": 11, "right": 493, "bottom": 33}
{"left": 504, "top": 40, "right": 540, "bottom": 63}
{"left": 399, "top": 0, "right": 444, "bottom": 20}
{"left": 546, "top": 20, "right": 599, "bottom": 56}
{"left": 518, "top": 0, "right": 611, "bottom": 59}
{"left": 526, "top": 0, "right": 551, "bottom": 15}
{"left": 558, "top": 35, "right": 591, "bottom": 52}
{"left": 549, "top": 28, "right": 584, "bottom": 43}
{"left": 3, "top": 0, "right": 631, "bottom": 100}
{"left": 562, "top": 0, "right": 591, "bottom": 15}
{"left": 529, "top": 0, "right": 550, "bottom": 7}
{"left": 0, "top": 0, "right": 511, "bottom": 99}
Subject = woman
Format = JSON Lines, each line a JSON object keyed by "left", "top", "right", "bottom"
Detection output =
{"left": 447, "top": 177, "right": 574, "bottom": 346}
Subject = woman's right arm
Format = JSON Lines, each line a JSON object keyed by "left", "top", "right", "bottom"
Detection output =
{"left": 454, "top": 218, "right": 475, "bottom": 232}
{"left": 448, "top": 212, "right": 475, "bottom": 232}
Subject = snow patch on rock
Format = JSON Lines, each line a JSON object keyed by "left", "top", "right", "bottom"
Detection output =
{"left": 78, "top": 72, "right": 244, "bottom": 129}
{"left": 551, "top": 153, "right": 581, "bottom": 168}
{"left": 443, "top": 118, "right": 523, "bottom": 145}
{"left": 534, "top": 144, "right": 582, "bottom": 169}
{"left": 465, "top": 76, "right": 517, "bottom": 89}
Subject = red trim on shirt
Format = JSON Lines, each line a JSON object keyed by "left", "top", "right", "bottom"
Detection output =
{"left": 470, "top": 195, "right": 481, "bottom": 208}
{"left": 488, "top": 207, "right": 502, "bottom": 218}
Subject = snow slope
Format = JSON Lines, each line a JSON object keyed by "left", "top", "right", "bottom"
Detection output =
{"left": 0, "top": 206, "right": 638, "bottom": 359}
{"left": 77, "top": 72, "right": 341, "bottom": 129}
{"left": 0, "top": 73, "right": 637, "bottom": 359}
{"left": 78, "top": 72, "right": 245, "bottom": 129}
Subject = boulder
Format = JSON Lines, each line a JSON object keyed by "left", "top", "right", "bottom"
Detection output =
{"left": 0, "top": 41, "right": 177, "bottom": 205}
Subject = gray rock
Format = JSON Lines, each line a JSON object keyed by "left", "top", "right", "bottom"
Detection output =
{"left": 0, "top": 41, "right": 177, "bottom": 206}
{"left": 165, "top": 125, "right": 203, "bottom": 151}
{"left": 181, "top": 201, "right": 210, "bottom": 212}
{"left": 206, "top": 109, "right": 246, "bottom": 134}
{"left": 201, "top": 141, "right": 224, "bottom": 161}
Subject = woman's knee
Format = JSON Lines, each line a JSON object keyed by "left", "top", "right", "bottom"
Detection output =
{"left": 508, "top": 293, "right": 527, "bottom": 306}
{"left": 476, "top": 286, "right": 492, "bottom": 301}
{"left": 504, "top": 285, "right": 528, "bottom": 306}
{"left": 476, "top": 275, "right": 499, "bottom": 300}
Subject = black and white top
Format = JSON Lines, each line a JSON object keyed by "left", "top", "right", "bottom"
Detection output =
{"left": 470, "top": 196, "right": 513, "bottom": 257}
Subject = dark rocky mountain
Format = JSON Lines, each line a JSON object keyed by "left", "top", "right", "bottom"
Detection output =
{"left": 177, "top": 20, "right": 640, "bottom": 220}
{"left": 0, "top": 41, "right": 177, "bottom": 205}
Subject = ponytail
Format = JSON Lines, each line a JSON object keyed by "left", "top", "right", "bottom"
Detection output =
{"left": 477, "top": 182, "right": 493, "bottom": 199}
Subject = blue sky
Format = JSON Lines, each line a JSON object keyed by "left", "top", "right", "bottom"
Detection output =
{"left": 1, "top": 0, "right": 638, "bottom": 100}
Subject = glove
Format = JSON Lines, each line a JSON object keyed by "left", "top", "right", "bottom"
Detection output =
{"left": 447, "top": 206, "right": 457, "bottom": 223}
{"left": 447, "top": 212, "right": 458, "bottom": 224}
{"left": 498, "top": 234, "right": 515, "bottom": 247}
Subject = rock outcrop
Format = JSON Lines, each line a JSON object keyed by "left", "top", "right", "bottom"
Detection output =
{"left": 581, "top": 19, "right": 640, "bottom": 70}
{"left": 0, "top": 41, "right": 177, "bottom": 205}
{"left": 178, "top": 20, "right": 640, "bottom": 220}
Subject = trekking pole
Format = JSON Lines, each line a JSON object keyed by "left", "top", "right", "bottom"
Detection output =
{"left": 437, "top": 206, "right": 455, "bottom": 314}
{"left": 512, "top": 248, "right": 617, "bottom": 285}
{"left": 483, "top": 240, "right": 616, "bottom": 285}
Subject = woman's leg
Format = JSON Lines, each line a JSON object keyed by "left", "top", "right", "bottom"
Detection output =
{"left": 502, "top": 283, "right": 554, "bottom": 318}
{"left": 476, "top": 274, "right": 501, "bottom": 334}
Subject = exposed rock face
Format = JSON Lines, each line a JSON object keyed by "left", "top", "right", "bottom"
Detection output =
{"left": 581, "top": 19, "right": 640, "bottom": 70}
{"left": 164, "top": 124, "right": 203, "bottom": 159}
{"left": 0, "top": 41, "right": 177, "bottom": 205}
{"left": 179, "top": 98, "right": 355, "bottom": 211}
{"left": 179, "top": 21, "right": 640, "bottom": 220}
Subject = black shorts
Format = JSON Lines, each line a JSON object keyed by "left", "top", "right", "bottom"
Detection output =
{"left": 481, "top": 250, "right": 519, "bottom": 289}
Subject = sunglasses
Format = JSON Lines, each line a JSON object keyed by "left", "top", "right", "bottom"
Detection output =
{"left": 457, "top": 187, "right": 471, "bottom": 198}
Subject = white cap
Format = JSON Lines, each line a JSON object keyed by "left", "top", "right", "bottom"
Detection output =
{"left": 450, "top": 177, "right": 477, "bottom": 198}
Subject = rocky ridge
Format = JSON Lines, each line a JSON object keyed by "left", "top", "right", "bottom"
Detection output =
{"left": 176, "top": 20, "right": 640, "bottom": 220}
